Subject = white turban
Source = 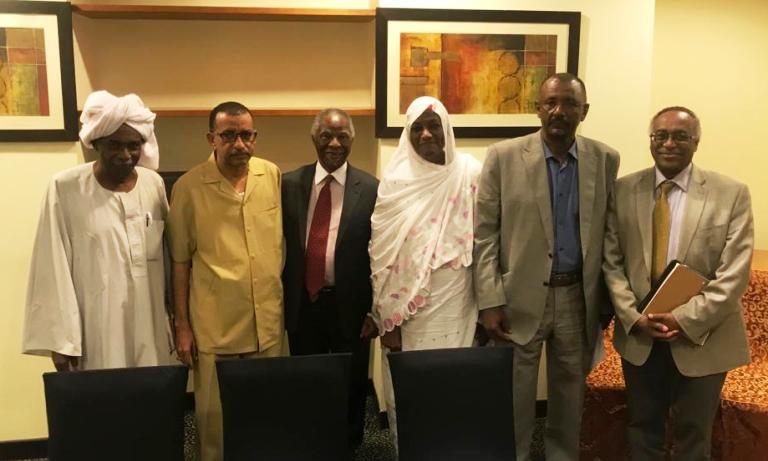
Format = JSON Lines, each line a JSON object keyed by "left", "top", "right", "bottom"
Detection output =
{"left": 79, "top": 90, "right": 159, "bottom": 170}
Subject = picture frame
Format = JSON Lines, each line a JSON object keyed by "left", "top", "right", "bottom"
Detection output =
{"left": 375, "top": 8, "right": 581, "bottom": 138}
{"left": 0, "top": 1, "right": 78, "bottom": 142}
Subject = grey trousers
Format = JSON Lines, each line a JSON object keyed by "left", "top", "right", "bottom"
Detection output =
{"left": 511, "top": 282, "right": 592, "bottom": 461}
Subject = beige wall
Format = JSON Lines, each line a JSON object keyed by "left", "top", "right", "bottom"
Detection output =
{"left": 1, "top": 0, "right": 379, "bottom": 442}
{"left": 377, "top": 0, "right": 657, "bottom": 176}
{"left": 650, "top": 0, "right": 768, "bottom": 248}
{"left": 0, "top": 0, "right": 80, "bottom": 442}
{"left": 1, "top": 0, "right": 766, "bottom": 441}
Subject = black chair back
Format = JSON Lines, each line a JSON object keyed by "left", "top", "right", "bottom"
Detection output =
{"left": 389, "top": 346, "right": 516, "bottom": 461}
{"left": 43, "top": 365, "right": 188, "bottom": 461}
{"left": 217, "top": 353, "right": 351, "bottom": 461}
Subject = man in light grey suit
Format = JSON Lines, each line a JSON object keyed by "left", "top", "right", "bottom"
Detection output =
{"left": 474, "top": 73, "right": 620, "bottom": 461}
{"left": 603, "top": 106, "right": 753, "bottom": 460}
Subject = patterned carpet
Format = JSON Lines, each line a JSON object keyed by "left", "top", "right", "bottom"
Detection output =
{"left": 353, "top": 396, "right": 545, "bottom": 461}
{"left": 15, "top": 395, "right": 544, "bottom": 461}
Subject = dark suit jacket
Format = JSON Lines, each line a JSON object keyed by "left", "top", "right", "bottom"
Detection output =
{"left": 281, "top": 163, "right": 379, "bottom": 340}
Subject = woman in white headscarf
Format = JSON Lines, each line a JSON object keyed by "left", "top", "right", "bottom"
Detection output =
{"left": 370, "top": 96, "right": 481, "bottom": 444}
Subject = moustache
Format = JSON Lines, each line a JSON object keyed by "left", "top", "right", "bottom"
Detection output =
{"left": 549, "top": 116, "right": 570, "bottom": 124}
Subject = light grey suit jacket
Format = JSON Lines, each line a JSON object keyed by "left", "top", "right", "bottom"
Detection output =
{"left": 474, "top": 131, "right": 620, "bottom": 347}
{"left": 603, "top": 165, "right": 753, "bottom": 377}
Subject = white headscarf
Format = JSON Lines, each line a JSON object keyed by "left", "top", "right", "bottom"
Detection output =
{"left": 370, "top": 96, "right": 480, "bottom": 333}
{"left": 79, "top": 90, "right": 159, "bottom": 170}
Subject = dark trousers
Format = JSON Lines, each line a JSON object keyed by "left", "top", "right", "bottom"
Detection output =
{"left": 288, "top": 288, "right": 370, "bottom": 447}
{"left": 622, "top": 341, "right": 726, "bottom": 461}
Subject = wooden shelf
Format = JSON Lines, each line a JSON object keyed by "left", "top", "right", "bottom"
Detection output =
{"left": 71, "top": 4, "right": 376, "bottom": 22}
{"left": 77, "top": 108, "right": 375, "bottom": 117}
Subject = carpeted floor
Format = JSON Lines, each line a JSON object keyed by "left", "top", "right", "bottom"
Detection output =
{"left": 16, "top": 395, "right": 544, "bottom": 461}
{"left": 353, "top": 395, "right": 545, "bottom": 461}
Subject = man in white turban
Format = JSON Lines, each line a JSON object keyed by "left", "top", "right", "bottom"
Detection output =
{"left": 22, "top": 90, "right": 173, "bottom": 371}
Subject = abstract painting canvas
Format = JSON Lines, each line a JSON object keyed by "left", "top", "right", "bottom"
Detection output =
{"left": 399, "top": 32, "right": 557, "bottom": 115}
{"left": 376, "top": 8, "right": 581, "bottom": 138}
{"left": 0, "top": 1, "right": 77, "bottom": 142}
{"left": 0, "top": 26, "right": 50, "bottom": 116}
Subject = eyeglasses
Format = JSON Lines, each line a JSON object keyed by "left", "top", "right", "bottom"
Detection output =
{"left": 538, "top": 99, "right": 585, "bottom": 112}
{"left": 215, "top": 130, "right": 258, "bottom": 144}
{"left": 650, "top": 130, "right": 696, "bottom": 144}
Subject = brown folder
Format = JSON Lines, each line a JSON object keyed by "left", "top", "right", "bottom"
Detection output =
{"left": 638, "top": 260, "right": 709, "bottom": 315}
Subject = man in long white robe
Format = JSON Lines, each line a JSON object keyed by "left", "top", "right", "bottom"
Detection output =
{"left": 22, "top": 91, "right": 173, "bottom": 370}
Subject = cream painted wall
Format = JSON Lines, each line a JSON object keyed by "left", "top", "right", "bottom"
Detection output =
{"left": 154, "top": 115, "right": 377, "bottom": 174}
{"left": 1, "top": 0, "right": 378, "bottom": 442}
{"left": 6, "top": 0, "right": 764, "bottom": 442}
{"left": 0, "top": 0, "right": 80, "bottom": 444}
{"left": 650, "top": 0, "right": 768, "bottom": 248}
{"left": 375, "top": 0, "right": 657, "bottom": 402}
{"left": 376, "top": 0, "right": 657, "bottom": 177}
{"left": 72, "top": 0, "right": 375, "bottom": 6}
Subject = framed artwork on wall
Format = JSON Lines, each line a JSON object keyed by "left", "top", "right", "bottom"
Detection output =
{"left": 375, "top": 8, "right": 581, "bottom": 138}
{"left": 0, "top": 1, "right": 77, "bottom": 142}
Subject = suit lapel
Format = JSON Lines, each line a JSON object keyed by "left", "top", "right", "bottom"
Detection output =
{"left": 576, "top": 137, "right": 597, "bottom": 260}
{"left": 676, "top": 166, "right": 707, "bottom": 261}
{"left": 522, "top": 135, "right": 554, "bottom": 252}
{"left": 298, "top": 164, "right": 315, "bottom": 252}
{"left": 336, "top": 166, "right": 361, "bottom": 252}
{"left": 636, "top": 169, "right": 655, "bottom": 275}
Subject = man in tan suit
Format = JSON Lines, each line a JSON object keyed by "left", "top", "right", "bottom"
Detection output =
{"left": 474, "top": 73, "right": 620, "bottom": 461}
{"left": 603, "top": 106, "right": 752, "bottom": 460}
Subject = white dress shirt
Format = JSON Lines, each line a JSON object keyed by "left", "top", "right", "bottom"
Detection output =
{"left": 654, "top": 163, "right": 692, "bottom": 265}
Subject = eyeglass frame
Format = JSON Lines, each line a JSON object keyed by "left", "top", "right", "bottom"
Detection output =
{"left": 214, "top": 130, "right": 258, "bottom": 144}
{"left": 649, "top": 130, "right": 697, "bottom": 144}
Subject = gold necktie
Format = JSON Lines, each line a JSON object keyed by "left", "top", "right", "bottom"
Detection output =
{"left": 652, "top": 181, "right": 674, "bottom": 281}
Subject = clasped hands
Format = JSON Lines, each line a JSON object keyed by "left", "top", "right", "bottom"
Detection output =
{"left": 632, "top": 312, "right": 681, "bottom": 341}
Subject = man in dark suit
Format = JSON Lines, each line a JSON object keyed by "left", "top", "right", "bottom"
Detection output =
{"left": 281, "top": 108, "right": 379, "bottom": 447}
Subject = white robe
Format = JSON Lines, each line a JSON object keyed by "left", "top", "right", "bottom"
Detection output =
{"left": 23, "top": 162, "right": 173, "bottom": 370}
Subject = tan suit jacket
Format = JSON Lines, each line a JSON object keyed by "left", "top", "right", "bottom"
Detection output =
{"left": 604, "top": 165, "right": 752, "bottom": 377}
{"left": 474, "top": 131, "right": 620, "bottom": 347}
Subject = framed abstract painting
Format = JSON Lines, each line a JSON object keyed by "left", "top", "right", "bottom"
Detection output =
{"left": 0, "top": 1, "right": 77, "bottom": 141}
{"left": 375, "top": 8, "right": 581, "bottom": 138}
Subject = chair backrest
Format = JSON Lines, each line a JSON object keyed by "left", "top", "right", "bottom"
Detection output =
{"left": 389, "top": 346, "right": 516, "bottom": 461}
{"left": 43, "top": 365, "right": 188, "bottom": 461}
{"left": 216, "top": 353, "right": 351, "bottom": 461}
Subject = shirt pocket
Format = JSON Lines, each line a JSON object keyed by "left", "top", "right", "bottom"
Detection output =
{"left": 145, "top": 220, "right": 165, "bottom": 261}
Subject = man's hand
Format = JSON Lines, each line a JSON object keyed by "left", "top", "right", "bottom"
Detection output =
{"left": 359, "top": 316, "right": 379, "bottom": 339}
{"left": 647, "top": 313, "right": 683, "bottom": 341}
{"left": 381, "top": 326, "right": 402, "bottom": 352}
{"left": 480, "top": 307, "right": 510, "bottom": 342}
{"left": 174, "top": 321, "right": 197, "bottom": 366}
{"left": 51, "top": 352, "right": 78, "bottom": 372}
{"left": 632, "top": 314, "right": 679, "bottom": 341}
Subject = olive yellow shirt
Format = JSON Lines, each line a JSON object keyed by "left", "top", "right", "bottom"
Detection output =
{"left": 168, "top": 154, "right": 283, "bottom": 354}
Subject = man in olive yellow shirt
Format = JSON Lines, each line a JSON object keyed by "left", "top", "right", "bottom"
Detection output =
{"left": 167, "top": 101, "right": 284, "bottom": 461}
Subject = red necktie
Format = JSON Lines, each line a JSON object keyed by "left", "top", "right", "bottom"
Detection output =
{"left": 305, "top": 177, "right": 332, "bottom": 301}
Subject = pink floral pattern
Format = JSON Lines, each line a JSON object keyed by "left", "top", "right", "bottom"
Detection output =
{"left": 374, "top": 178, "right": 479, "bottom": 330}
